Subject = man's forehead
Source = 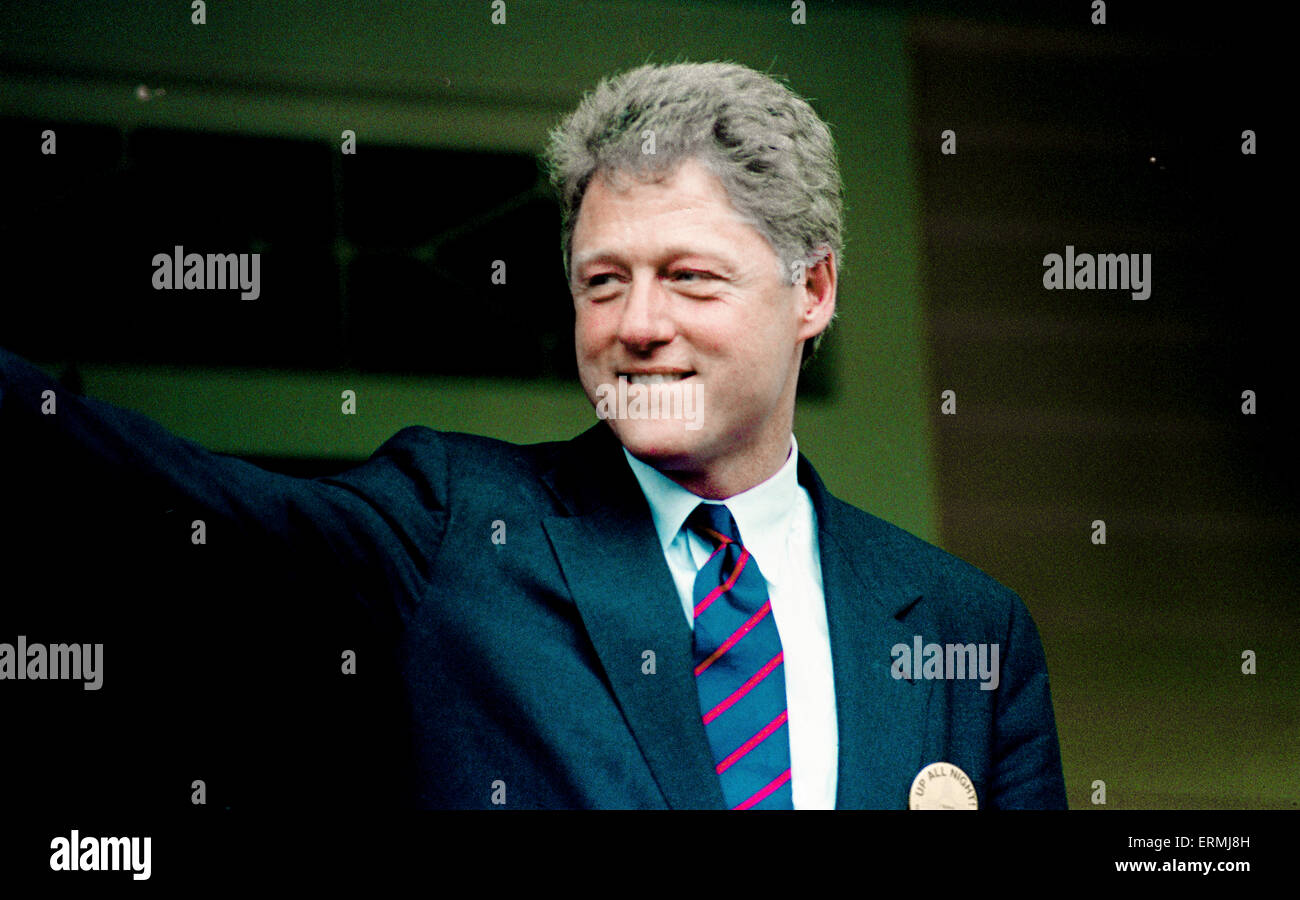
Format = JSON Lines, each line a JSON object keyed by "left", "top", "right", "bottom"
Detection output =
{"left": 571, "top": 165, "right": 765, "bottom": 263}
{"left": 570, "top": 214, "right": 761, "bottom": 270}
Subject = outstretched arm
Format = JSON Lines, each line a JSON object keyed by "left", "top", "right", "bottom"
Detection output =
{"left": 0, "top": 345, "right": 446, "bottom": 609}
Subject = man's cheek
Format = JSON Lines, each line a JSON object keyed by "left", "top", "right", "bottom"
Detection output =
{"left": 574, "top": 312, "right": 612, "bottom": 354}
{"left": 573, "top": 332, "right": 601, "bottom": 368}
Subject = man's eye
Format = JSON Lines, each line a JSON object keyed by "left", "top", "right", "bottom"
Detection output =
{"left": 673, "top": 270, "right": 712, "bottom": 282}
{"left": 587, "top": 274, "right": 616, "bottom": 287}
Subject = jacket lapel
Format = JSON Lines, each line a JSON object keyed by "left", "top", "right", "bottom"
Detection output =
{"left": 540, "top": 424, "right": 727, "bottom": 810}
{"left": 799, "top": 456, "right": 934, "bottom": 809}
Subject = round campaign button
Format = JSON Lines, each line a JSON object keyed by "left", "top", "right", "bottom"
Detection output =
{"left": 908, "top": 762, "right": 978, "bottom": 809}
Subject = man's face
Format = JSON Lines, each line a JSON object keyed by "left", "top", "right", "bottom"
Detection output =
{"left": 569, "top": 157, "right": 833, "bottom": 491}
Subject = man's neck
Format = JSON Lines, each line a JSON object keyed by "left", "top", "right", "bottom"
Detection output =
{"left": 657, "top": 433, "right": 794, "bottom": 500}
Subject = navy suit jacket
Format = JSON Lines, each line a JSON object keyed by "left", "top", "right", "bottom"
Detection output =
{"left": 0, "top": 347, "right": 1067, "bottom": 809}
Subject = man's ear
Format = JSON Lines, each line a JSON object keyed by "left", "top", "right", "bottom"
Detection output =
{"left": 796, "top": 247, "right": 837, "bottom": 343}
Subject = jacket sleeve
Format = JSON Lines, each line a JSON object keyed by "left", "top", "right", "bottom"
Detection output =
{"left": 0, "top": 345, "right": 447, "bottom": 609}
{"left": 988, "top": 591, "right": 1069, "bottom": 809}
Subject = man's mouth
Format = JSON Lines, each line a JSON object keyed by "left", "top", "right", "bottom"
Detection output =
{"left": 619, "top": 372, "right": 695, "bottom": 386}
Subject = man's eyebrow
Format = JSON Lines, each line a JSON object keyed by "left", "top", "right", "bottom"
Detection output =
{"left": 572, "top": 247, "right": 737, "bottom": 275}
{"left": 571, "top": 250, "right": 620, "bottom": 274}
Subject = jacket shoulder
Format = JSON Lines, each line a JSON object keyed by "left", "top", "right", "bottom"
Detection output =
{"left": 825, "top": 495, "right": 1028, "bottom": 634}
{"left": 331, "top": 426, "right": 570, "bottom": 510}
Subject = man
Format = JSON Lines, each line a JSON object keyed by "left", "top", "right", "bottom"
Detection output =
{"left": 0, "top": 61, "right": 1066, "bottom": 809}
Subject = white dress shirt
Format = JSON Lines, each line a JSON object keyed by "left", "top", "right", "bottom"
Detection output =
{"left": 622, "top": 434, "right": 838, "bottom": 809}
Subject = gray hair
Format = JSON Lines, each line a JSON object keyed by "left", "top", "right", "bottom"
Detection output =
{"left": 542, "top": 60, "right": 843, "bottom": 364}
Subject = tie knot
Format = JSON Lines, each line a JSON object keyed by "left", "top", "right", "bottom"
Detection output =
{"left": 687, "top": 502, "right": 742, "bottom": 549}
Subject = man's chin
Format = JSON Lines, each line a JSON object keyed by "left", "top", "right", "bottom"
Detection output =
{"left": 608, "top": 418, "right": 708, "bottom": 470}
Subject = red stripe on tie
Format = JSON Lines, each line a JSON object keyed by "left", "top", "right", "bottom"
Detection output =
{"left": 693, "top": 546, "right": 751, "bottom": 618}
{"left": 702, "top": 652, "right": 784, "bottom": 724}
{"left": 694, "top": 600, "right": 772, "bottom": 677}
{"left": 697, "top": 525, "right": 733, "bottom": 547}
{"left": 715, "top": 709, "right": 788, "bottom": 774}
{"left": 734, "top": 768, "right": 792, "bottom": 810}
{"left": 702, "top": 542, "right": 726, "bottom": 568}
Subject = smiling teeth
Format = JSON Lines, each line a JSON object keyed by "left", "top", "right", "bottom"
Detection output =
{"left": 626, "top": 374, "right": 687, "bottom": 385}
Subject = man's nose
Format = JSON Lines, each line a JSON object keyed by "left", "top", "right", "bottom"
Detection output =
{"left": 616, "top": 275, "right": 675, "bottom": 349}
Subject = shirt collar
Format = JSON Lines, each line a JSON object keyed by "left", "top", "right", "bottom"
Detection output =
{"left": 623, "top": 435, "right": 800, "bottom": 563}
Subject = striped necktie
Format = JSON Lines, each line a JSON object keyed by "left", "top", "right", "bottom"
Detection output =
{"left": 688, "top": 502, "right": 793, "bottom": 810}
